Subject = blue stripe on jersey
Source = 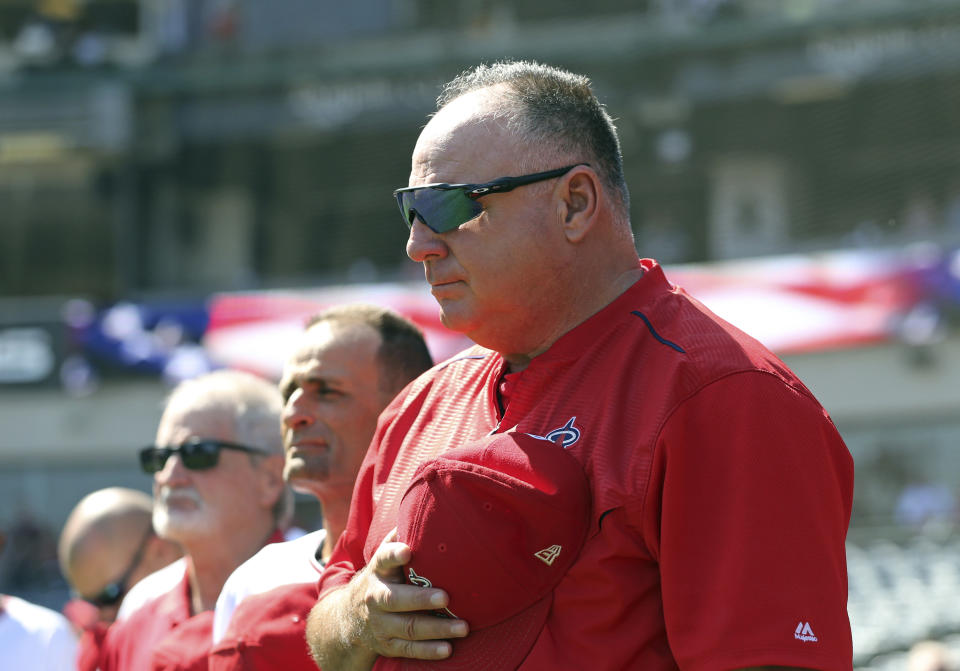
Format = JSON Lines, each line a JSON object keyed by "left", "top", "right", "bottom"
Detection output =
{"left": 630, "top": 311, "right": 686, "bottom": 353}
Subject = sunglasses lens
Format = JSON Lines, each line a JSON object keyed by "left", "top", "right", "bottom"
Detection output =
{"left": 139, "top": 447, "right": 168, "bottom": 474}
{"left": 89, "top": 582, "right": 123, "bottom": 608}
{"left": 180, "top": 441, "right": 220, "bottom": 470}
{"left": 397, "top": 188, "right": 482, "bottom": 233}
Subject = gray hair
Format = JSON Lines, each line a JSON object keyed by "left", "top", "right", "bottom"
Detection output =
{"left": 164, "top": 370, "right": 289, "bottom": 525}
{"left": 438, "top": 60, "right": 630, "bottom": 223}
{"left": 164, "top": 369, "right": 284, "bottom": 456}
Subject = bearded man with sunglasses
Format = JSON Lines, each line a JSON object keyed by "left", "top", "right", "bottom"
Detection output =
{"left": 98, "top": 369, "right": 287, "bottom": 671}
{"left": 306, "top": 61, "right": 854, "bottom": 671}
{"left": 58, "top": 487, "right": 182, "bottom": 671}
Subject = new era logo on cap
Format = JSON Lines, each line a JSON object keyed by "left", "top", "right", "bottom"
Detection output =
{"left": 535, "top": 545, "right": 562, "bottom": 566}
{"left": 393, "top": 431, "right": 592, "bottom": 670}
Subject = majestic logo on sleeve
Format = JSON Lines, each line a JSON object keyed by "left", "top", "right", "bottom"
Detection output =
{"left": 794, "top": 622, "right": 818, "bottom": 642}
{"left": 526, "top": 417, "right": 581, "bottom": 448}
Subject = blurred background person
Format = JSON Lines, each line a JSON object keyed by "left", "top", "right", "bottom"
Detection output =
{"left": 209, "top": 304, "right": 433, "bottom": 669}
{"left": 98, "top": 369, "right": 287, "bottom": 671}
{"left": 58, "top": 486, "right": 182, "bottom": 670}
{"left": 908, "top": 640, "right": 958, "bottom": 671}
{"left": 1, "top": 527, "right": 77, "bottom": 670}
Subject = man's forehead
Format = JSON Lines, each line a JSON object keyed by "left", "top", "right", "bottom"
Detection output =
{"left": 413, "top": 91, "right": 518, "bottom": 183}
{"left": 156, "top": 403, "right": 234, "bottom": 442}
{"left": 282, "top": 321, "right": 381, "bottom": 378}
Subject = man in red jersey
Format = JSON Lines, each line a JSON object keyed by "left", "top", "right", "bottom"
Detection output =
{"left": 306, "top": 60, "right": 854, "bottom": 671}
{"left": 98, "top": 369, "right": 287, "bottom": 671}
{"left": 207, "top": 305, "right": 433, "bottom": 670}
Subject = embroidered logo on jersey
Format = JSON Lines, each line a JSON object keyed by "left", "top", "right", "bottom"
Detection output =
{"left": 408, "top": 568, "right": 458, "bottom": 619}
{"left": 534, "top": 545, "right": 562, "bottom": 566}
{"left": 527, "top": 417, "right": 581, "bottom": 448}
{"left": 794, "top": 622, "right": 818, "bottom": 642}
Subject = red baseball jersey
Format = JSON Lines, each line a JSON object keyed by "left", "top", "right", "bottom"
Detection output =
{"left": 208, "top": 582, "right": 319, "bottom": 671}
{"left": 319, "top": 259, "right": 854, "bottom": 671}
{"left": 150, "top": 610, "right": 214, "bottom": 671}
{"left": 98, "top": 569, "right": 195, "bottom": 671}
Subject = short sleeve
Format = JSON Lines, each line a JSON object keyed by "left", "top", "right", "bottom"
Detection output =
{"left": 653, "top": 371, "right": 853, "bottom": 671}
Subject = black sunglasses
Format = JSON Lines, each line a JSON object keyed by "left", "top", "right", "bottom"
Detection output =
{"left": 80, "top": 525, "right": 153, "bottom": 608}
{"left": 139, "top": 438, "right": 270, "bottom": 474}
{"left": 393, "top": 163, "right": 588, "bottom": 234}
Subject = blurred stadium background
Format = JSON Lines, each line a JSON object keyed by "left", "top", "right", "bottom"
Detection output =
{"left": 2, "top": 0, "right": 960, "bottom": 667}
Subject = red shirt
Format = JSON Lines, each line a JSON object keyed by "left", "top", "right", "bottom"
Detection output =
{"left": 76, "top": 622, "right": 107, "bottom": 671}
{"left": 208, "top": 582, "right": 319, "bottom": 671}
{"left": 98, "top": 569, "right": 195, "bottom": 671}
{"left": 319, "top": 259, "right": 854, "bottom": 671}
{"left": 151, "top": 611, "right": 214, "bottom": 671}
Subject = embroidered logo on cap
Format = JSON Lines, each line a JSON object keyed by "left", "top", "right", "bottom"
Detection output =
{"left": 408, "top": 568, "right": 458, "bottom": 619}
{"left": 408, "top": 568, "right": 432, "bottom": 588}
{"left": 794, "top": 622, "right": 818, "bottom": 642}
{"left": 534, "top": 545, "right": 562, "bottom": 565}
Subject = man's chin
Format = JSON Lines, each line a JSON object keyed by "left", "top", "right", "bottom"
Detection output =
{"left": 437, "top": 303, "right": 479, "bottom": 336}
{"left": 284, "top": 462, "right": 329, "bottom": 490}
{"left": 153, "top": 508, "right": 210, "bottom": 540}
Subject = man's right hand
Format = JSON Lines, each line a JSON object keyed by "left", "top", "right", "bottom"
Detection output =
{"left": 306, "top": 529, "right": 469, "bottom": 671}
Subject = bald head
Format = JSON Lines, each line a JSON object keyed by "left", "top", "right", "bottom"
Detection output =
{"left": 59, "top": 487, "right": 181, "bottom": 622}
{"left": 59, "top": 487, "right": 153, "bottom": 577}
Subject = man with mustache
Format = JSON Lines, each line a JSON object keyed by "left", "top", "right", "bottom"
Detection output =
{"left": 208, "top": 304, "right": 433, "bottom": 670}
{"left": 98, "top": 369, "right": 287, "bottom": 671}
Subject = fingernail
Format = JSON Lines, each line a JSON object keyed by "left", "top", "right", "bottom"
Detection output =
{"left": 430, "top": 592, "right": 445, "bottom": 607}
{"left": 451, "top": 622, "right": 467, "bottom": 636}
{"left": 435, "top": 643, "right": 450, "bottom": 657}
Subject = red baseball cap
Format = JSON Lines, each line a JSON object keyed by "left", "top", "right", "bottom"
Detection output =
{"left": 384, "top": 431, "right": 592, "bottom": 670}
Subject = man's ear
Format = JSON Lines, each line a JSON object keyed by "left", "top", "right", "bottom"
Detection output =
{"left": 557, "top": 167, "right": 600, "bottom": 243}
{"left": 258, "top": 454, "right": 287, "bottom": 510}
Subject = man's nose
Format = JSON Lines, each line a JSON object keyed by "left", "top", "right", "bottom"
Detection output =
{"left": 155, "top": 451, "right": 190, "bottom": 486}
{"left": 283, "top": 390, "right": 315, "bottom": 431}
{"left": 406, "top": 219, "right": 448, "bottom": 263}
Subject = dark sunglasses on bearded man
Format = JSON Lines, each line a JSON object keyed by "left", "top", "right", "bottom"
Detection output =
{"left": 394, "top": 163, "right": 589, "bottom": 234}
{"left": 139, "top": 438, "right": 270, "bottom": 474}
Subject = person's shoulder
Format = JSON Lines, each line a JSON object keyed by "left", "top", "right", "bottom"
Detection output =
{"left": 229, "top": 529, "right": 326, "bottom": 584}
{"left": 116, "top": 557, "right": 187, "bottom": 621}
{"left": 2, "top": 595, "right": 74, "bottom": 636}
{"left": 1, "top": 595, "right": 78, "bottom": 669}
{"left": 407, "top": 344, "right": 497, "bottom": 396}
{"left": 219, "top": 581, "right": 318, "bottom": 640}
{"left": 210, "top": 582, "right": 319, "bottom": 671}
{"left": 635, "top": 267, "right": 805, "bottom": 388}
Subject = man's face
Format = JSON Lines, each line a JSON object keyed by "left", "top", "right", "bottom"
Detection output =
{"left": 404, "top": 91, "right": 572, "bottom": 354}
{"left": 151, "top": 404, "right": 273, "bottom": 545}
{"left": 68, "top": 529, "right": 154, "bottom": 623}
{"left": 279, "top": 321, "right": 389, "bottom": 501}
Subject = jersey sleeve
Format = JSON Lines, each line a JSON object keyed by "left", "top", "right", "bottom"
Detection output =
{"left": 647, "top": 371, "right": 853, "bottom": 671}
